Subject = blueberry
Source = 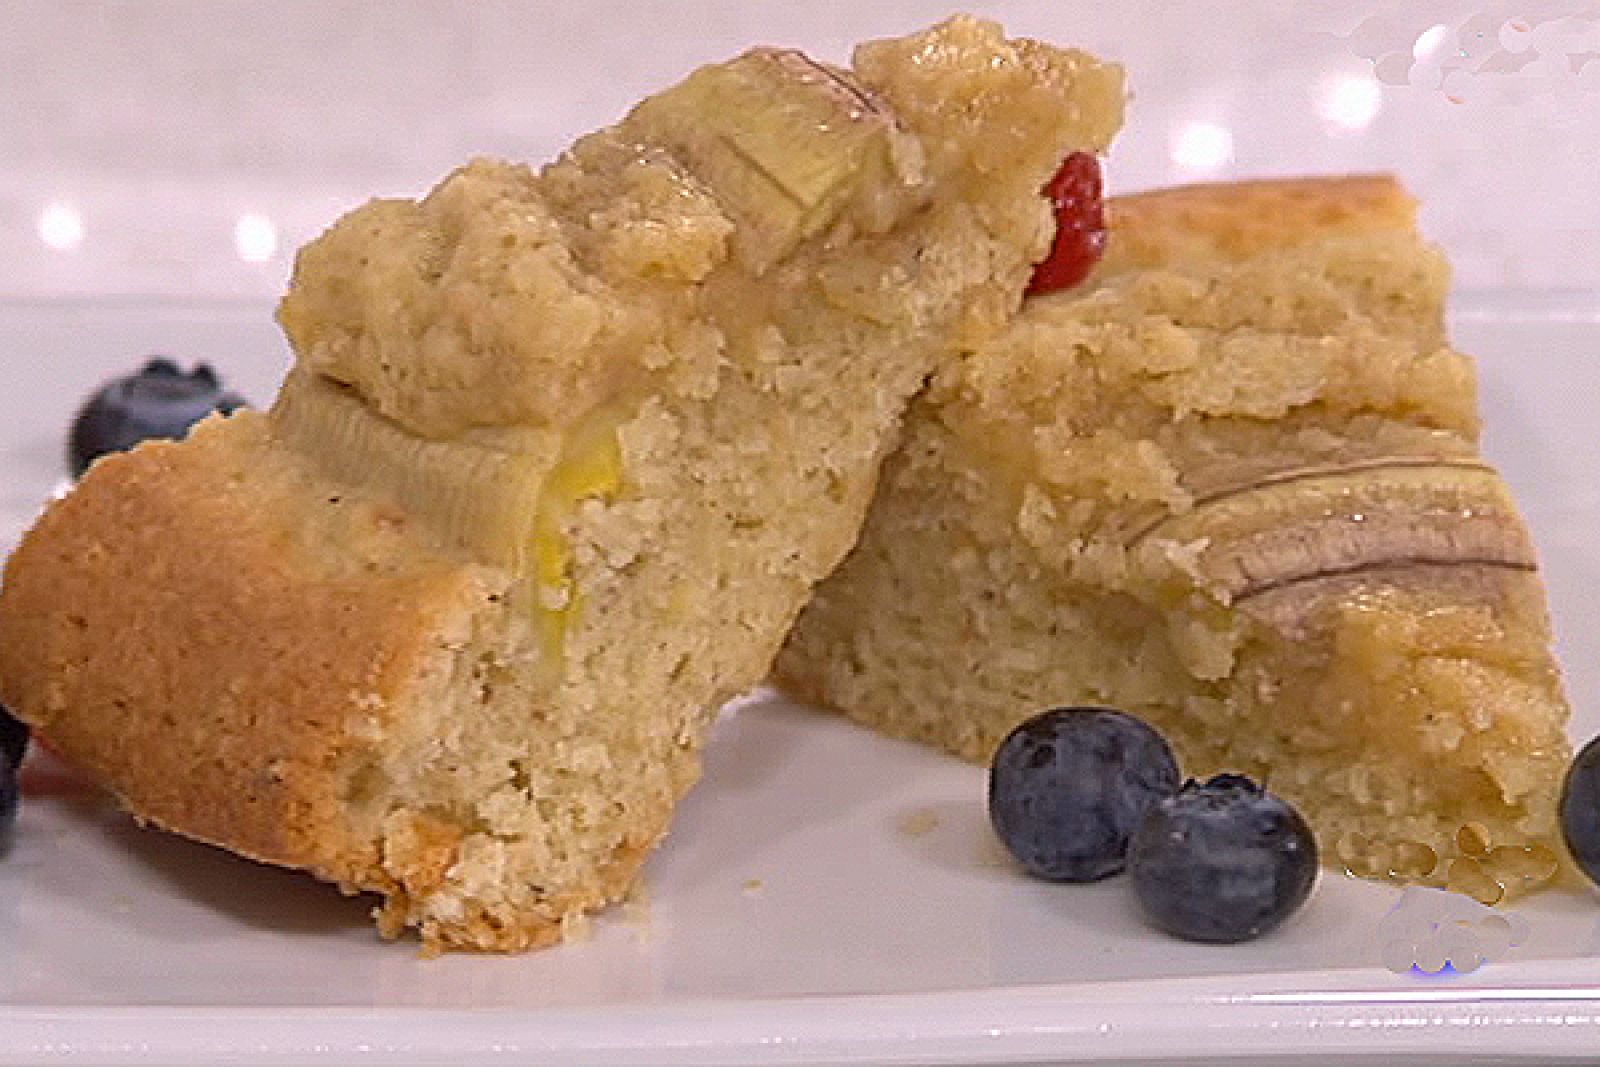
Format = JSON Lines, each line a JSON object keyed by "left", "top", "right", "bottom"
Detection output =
{"left": 0, "top": 746, "right": 16, "bottom": 848}
{"left": 1559, "top": 735, "right": 1600, "bottom": 887}
{"left": 68, "top": 357, "right": 246, "bottom": 477}
{"left": 989, "top": 706, "right": 1180, "bottom": 882}
{"left": 1128, "top": 773, "right": 1318, "bottom": 943}
{"left": 0, "top": 702, "right": 26, "bottom": 771}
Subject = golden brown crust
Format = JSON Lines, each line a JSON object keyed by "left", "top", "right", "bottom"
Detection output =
{"left": 1094, "top": 174, "right": 1417, "bottom": 280}
{"left": 0, "top": 414, "right": 474, "bottom": 894}
{"left": 0, "top": 415, "right": 639, "bottom": 953}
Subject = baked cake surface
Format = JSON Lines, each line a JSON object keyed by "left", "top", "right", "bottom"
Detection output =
{"left": 777, "top": 175, "right": 1572, "bottom": 903}
{"left": 0, "top": 17, "right": 1123, "bottom": 952}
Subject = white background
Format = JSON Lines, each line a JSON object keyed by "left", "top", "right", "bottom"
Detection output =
{"left": 2, "top": 0, "right": 1598, "bottom": 303}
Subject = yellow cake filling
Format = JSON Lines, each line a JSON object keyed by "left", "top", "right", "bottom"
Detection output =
{"left": 530, "top": 412, "right": 625, "bottom": 658}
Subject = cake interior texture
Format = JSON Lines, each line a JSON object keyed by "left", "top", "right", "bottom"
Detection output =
{"left": 777, "top": 175, "right": 1573, "bottom": 903}
{"left": 0, "top": 17, "right": 1124, "bottom": 952}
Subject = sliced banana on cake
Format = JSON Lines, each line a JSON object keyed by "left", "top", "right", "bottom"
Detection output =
{"left": 1138, "top": 457, "right": 1537, "bottom": 608}
{"left": 624, "top": 48, "right": 916, "bottom": 272}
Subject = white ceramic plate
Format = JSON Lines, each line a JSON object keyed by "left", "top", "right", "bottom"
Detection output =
{"left": 1, "top": 293, "right": 1598, "bottom": 1066}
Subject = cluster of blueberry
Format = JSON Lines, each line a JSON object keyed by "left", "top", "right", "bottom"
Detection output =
{"left": 991, "top": 706, "right": 1600, "bottom": 943}
{"left": 988, "top": 707, "right": 1317, "bottom": 942}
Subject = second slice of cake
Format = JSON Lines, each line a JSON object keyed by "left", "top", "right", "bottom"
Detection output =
{"left": 777, "top": 176, "right": 1572, "bottom": 902}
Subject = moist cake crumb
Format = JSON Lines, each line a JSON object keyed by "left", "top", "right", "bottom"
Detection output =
{"left": 778, "top": 175, "right": 1572, "bottom": 900}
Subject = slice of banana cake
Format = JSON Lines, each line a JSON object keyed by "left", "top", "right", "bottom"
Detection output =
{"left": 777, "top": 176, "right": 1572, "bottom": 902}
{"left": 0, "top": 17, "right": 1124, "bottom": 952}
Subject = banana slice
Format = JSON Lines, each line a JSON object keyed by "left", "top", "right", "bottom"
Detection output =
{"left": 271, "top": 370, "right": 552, "bottom": 570}
{"left": 624, "top": 48, "right": 911, "bottom": 272}
{"left": 1137, "top": 458, "right": 1538, "bottom": 604}
{"left": 273, "top": 370, "right": 624, "bottom": 664}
